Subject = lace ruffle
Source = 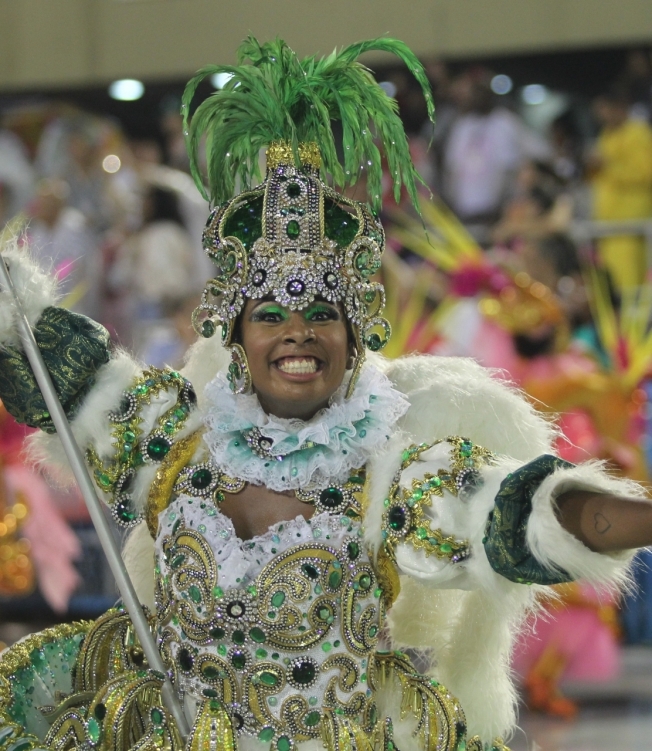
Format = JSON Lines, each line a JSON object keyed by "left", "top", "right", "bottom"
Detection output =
{"left": 203, "top": 363, "right": 409, "bottom": 491}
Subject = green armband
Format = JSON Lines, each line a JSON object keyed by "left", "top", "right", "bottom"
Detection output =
{"left": 483, "top": 454, "right": 574, "bottom": 585}
{"left": 0, "top": 306, "right": 111, "bottom": 432}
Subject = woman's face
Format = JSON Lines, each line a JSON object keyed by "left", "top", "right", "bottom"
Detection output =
{"left": 240, "top": 298, "right": 352, "bottom": 420}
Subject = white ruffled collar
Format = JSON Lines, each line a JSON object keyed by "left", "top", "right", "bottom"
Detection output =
{"left": 203, "top": 363, "right": 409, "bottom": 491}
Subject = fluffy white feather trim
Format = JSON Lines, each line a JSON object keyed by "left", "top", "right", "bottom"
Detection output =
{"left": 0, "top": 237, "right": 58, "bottom": 347}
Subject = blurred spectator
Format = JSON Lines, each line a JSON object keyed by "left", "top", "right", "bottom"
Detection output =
{"left": 441, "top": 71, "right": 550, "bottom": 240}
{"left": 549, "top": 110, "right": 584, "bottom": 183}
{"left": 588, "top": 87, "right": 652, "bottom": 290}
{"left": 615, "top": 49, "right": 652, "bottom": 122}
{"left": 0, "top": 128, "right": 34, "bottom": 222}
{"left": 492, "top": 160, "right": 573, "bottom": 245}
{"left": 26, "top": 179, "right": 100, "bottom": 318}
{"left": 109, "top": 185, "right": 198, "bottom": 353}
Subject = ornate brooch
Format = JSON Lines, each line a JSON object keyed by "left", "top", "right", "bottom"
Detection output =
{"left": 381, "top": 437, "right": 494, "bottom": 563}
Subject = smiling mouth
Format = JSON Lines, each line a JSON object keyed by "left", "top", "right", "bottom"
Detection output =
{"left": 274, "top": 356, "right": 322, "bottom": 375}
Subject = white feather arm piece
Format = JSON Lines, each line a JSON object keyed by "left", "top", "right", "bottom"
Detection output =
{"left": 0, "top": 235, "right": 58, "bottom": 347}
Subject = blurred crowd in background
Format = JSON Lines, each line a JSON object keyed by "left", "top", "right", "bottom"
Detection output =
{"left": 2, "top": 45, "right": 652, "bottom": 719}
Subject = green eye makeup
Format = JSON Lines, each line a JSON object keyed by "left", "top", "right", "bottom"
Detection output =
{"left": 304, "top": 303, "right": 340, "bottom": 321}
{"left": 250, "top": 304, "right": 290, "bottom": 322}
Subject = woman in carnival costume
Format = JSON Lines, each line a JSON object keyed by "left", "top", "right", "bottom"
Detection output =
{"left": 0, "top": 37, "right": 652, "bottom": 751}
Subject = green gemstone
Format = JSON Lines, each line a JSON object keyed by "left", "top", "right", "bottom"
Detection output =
{"left": 431, "top": 476, "right": 442, "bottom": 487}
{"left": 401, "top": 450, "right": 411, "bottom": 462}
{"left": 439, "top": 543, "right": 453, "bottom": 554}
{"left": 96, "top": 472, "right": 112, "bottom": 488}
{"left": 256, "top": 648, "right": 268, "bottom": 659}
{"left": 209, "top": 626, "right": 225, "bottom": 640}
{"left": 412, "top": 488, "right": 423, "bottom": 501}
{"left": 359, "top": 574, "right": 372, "bottom": 590}
{"left": 178, "top": 647, "right": 194, "bottom": 672}
{"left": 213, "top": 586, "right": 224, "bottom": 598}
{"left": 188, "top": 585, "right": 202, "bottom": 603}
{"left": 190, "top": 468, "right": 212, "bottom": 490}
{"left": 150, "top": 707, "right": 164, "bottom": 725}
{"left": 277, "top": 737, "right": 292, "bottom": 751}
{"left": 286, "top": 220, "right": 301, "bottom": 239}
{"left": 271, "top": 591, "right": 286, "bottom": 607}
{"left": 322, "top": 642, "right": 332, "bottom": 653}
{"left": 320, "top": 487, "right": 344, "bottom": 509}
{"left": 387, "top": 506, "right": 406, "bottom": 531}
{"left": 302, "top": 563, "right": 319, "bottom": 580}
{"left": 203, "top": 688, "right": 218, "bottom": 698}
{"left": 94, "top": 703, "right": 107, "bottom": 721}
{"left": 416, "top": 527, "right": 428, "bottom": 540}
{"left": 328, "top": 570, "right": 342, "bottom": 589}
{"left": 318, "top": 606, "right": 331, "bottom": 621}
{"left": 260, "top": 671, "right": 279, "bottom": 687}
{"left": 147, "top": 436, "right": 171, "bottom": 460}
{"left": 258, "top": 727, "right": 275, "bottom": 743}
{"left": 355, "top": 251, "right": 369, "bottom": 270}
{"left": 201, "top": 665, "right": 220, "bottom": 681}
{"left": 368, "top": 625, "right": 378, "bottom": 637}
{"left": 201, "top": 320, "right": 216, "bottom": 338}
{"left": 305, "top": 710, "right": 321, "bottom": 727}
{"left": 347, "top": 541, "right": 360, "bottom": 560}
{"left": 115, "top": 499, "right": 137, "bottom": 523}
{"left": 123, "top": 430, "right": 136, "bottom": 443}
{"left": 286, "top": 182, "right": 301, "bottom": 198}
{"left": 232, "top": 630, "right": 246, "bottom": 645}
{"left": 292, "top": 660, "right": 316, "bottom": 685}
{"left": 87, "top": 717, "right": 101, "bottom": 743}
{"left": 366, "top": 333, "right": 383, "bottom": 351}
{"left": 250, "top": 627, "right": 266, "bottom": 643}
{"left": 171, "top": 554, "right": 186, "bottom": 569}
{"left": 231, "top": 652, "right": 247, "bottom": 670}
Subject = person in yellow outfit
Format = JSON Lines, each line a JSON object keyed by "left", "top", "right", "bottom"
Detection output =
{"left": 589, "top": 88, "right": 652, "bottom": 290}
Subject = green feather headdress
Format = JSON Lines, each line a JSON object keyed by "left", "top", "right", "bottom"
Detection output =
{"left": 182, "top": 36, "right": 434, "bottom": 213}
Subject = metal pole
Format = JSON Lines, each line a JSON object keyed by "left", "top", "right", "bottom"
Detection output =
{"left": 0, "top": 258, "right": 190, "bottom": 739}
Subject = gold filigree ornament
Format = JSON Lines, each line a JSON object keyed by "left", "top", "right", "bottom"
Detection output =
{"left": 87, "top": 367, "right": 197, "bottom": 529}
{"left": 367, "top": 651, "right": 468, "bottom": 751}
{"left": 381, "top": 437, "right": 494, "bottom": 563}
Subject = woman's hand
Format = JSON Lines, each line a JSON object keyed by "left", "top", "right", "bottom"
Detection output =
{"left": 556, "top": 490, "right": 652, "bottom": 553}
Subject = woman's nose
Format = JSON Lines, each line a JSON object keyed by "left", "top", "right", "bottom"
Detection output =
{"left": 282, "top": 313, "right": 316, "bottom": 344}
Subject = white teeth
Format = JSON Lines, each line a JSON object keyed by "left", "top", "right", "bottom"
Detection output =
{"left": 277, "top": 358, "right": 318, "bottom": 374}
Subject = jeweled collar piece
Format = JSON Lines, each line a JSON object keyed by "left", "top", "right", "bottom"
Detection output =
{"left": 203, "top": 364, "right": 409, "bottom": 491}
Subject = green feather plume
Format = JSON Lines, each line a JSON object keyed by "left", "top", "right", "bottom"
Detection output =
{"left": 182, "top": 36, "right": 435, "bottom": 213}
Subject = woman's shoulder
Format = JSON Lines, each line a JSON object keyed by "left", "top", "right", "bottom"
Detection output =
{"left": 375, "top": 353, "right": 556, "bottom": 459}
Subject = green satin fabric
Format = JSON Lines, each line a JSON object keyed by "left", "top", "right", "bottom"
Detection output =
{"left": 0, "top": 307, "right": 111, "bottom": 433}
{"left": 484, "top": 454, "right": 575, "bottom": 586}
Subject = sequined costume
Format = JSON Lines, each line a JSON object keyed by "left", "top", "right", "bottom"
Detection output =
{"left": 0, "top": 36, "right": 646, "bottom": 751}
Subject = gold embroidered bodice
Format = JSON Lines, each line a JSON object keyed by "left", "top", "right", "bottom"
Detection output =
{"left": 155, "top": 502, "right": 382, "bottom": 745}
